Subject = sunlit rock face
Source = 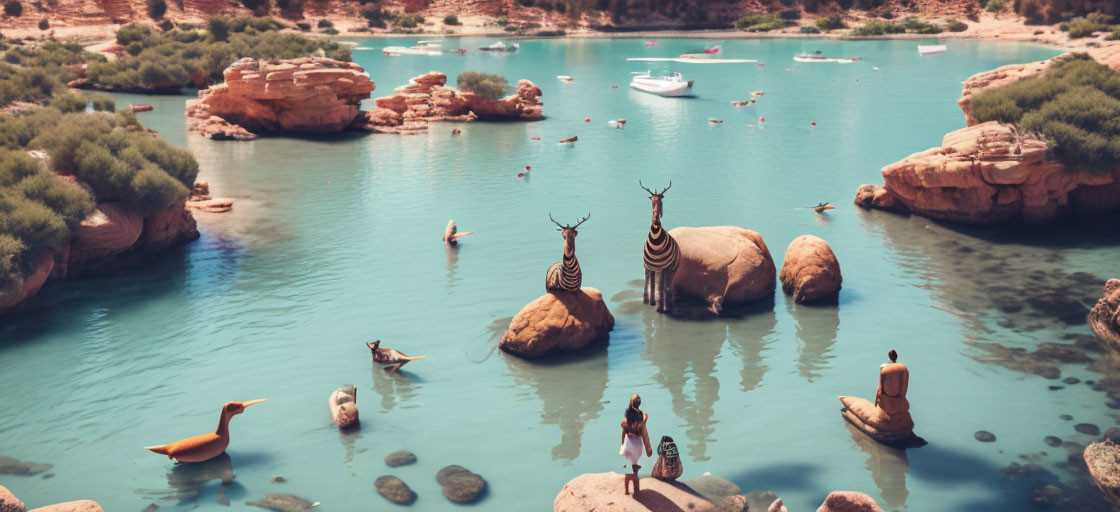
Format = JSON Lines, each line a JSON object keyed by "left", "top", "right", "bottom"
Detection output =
{"left": 1090, "top": 280, "right": 1120, "bottom": 351}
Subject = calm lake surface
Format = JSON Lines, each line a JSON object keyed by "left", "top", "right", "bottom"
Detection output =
{"left": 5, "top": 37, "right": 1119, "bottom": 511}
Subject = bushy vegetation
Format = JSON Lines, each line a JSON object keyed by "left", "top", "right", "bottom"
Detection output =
{"left": 971, "top": 53, "right": 1120, "bottom": 175}
{"left": 852, "top": 19, "right": 905, "bottom": 35}
{"left": 361, "top": 7, "right": 387, "bottom": 27}
{"left": 7, "top": 18, "right": 348, "bottom": 92}
{"left": 1060, "top": 14, "right": 1110, "bottom": 39}
{"left": 391, "top": 13, "right": 423, "bottom": 28}
{"left": 238, "top": 0, "right": 269, "bottom": 15}
{"left": 317, "top": 18, "right": 332, "bottom": 28}
{"left": 946, "top": 19, "right": 968, "bottom": 32}
{"left": 443, "top": 14, "right": 459, "bottom": 25}
{"left": 456, "top": 71, "right": 509, "bottom": 101}
{"left": 986, "top": 0, "right": 1005, "bottom": 12}
{"left": 735, "top": 13, "right": 790, "bottom": 32}
{"left": 4, "top": 0, "right": 22, "bottom": 17}
{"left": 901, "top": 16, "right": 942, "bottom": 34}
{"left": 815, "top": 14, "right": 845, "bottom": 31}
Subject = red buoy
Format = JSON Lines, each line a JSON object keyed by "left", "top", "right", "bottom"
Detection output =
{"left": 856, "top": 78, "right": 861, "bottom": 82}
{"left": 759, "top": 117, "right": 765, "bottom": 122}
{"left": 811, "top": 121, "right": 816, "bottom": 126}
{"left": 612, "top": 85, "right": 618, "bottom": 89}
{"left": 526, "top": 165, "right": 531, "bottom": 171}
{"left": 786, "top": 68, "right": 792, "bottom": 72}
{"left": 758, "top": 62, "right": 765, "bottom": 67}
{"left": 584, "top": 117, "right": 590, "bottom": 122}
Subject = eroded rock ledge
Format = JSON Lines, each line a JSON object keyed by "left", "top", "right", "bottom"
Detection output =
{"left": 856, "top": 46, "right": 1120, "bottom": 224}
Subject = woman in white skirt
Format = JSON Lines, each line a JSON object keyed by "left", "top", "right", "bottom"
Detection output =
{"left": 619, "top": 394, "right": 652, "bottom": 495}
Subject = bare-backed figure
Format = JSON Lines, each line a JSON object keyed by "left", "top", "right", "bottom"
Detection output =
{"left": 366, "top": 340, "right": 426, "bottom": 373}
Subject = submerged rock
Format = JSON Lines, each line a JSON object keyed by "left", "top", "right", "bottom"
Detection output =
{"left": 1090, "top": 280, "right": 1120, "bottom": 350}
{"left": 1046, "top": 436, "right": 1063, "bottom": 447}
{"left": 1085, "top": 441, "right": 1120, "bottom": 507}
{"left": 1077, "top": 423, "right": 1102, "bottom": 436}
{"left": 0, "top": 485, "right": 24, "bottom": 512}
{"left": 670, "top": 226, "right": 776, "bottom": 315}
{"left": 713, "top": 494, "right": 749, "bottom": 512}
{"left": 975, "top": 431, "right": 997, "bottom": 442}
{"left": 780, "top": 235, "right": 842, "bottom": 303}
{"left": 682, "top": 475, "right": 741, "bottom": 502}
{"left": 246, "top": 494, "right": 316, "bottom": 512}
{"left": 375, "top": 475, "right": 416, "bottom": 505}
{"left": 554, "top": 472, "right": 714, "bottom": 512}
{"left": 0, "top": 456, "right": 52, "bottom": 476}
{"left": 816, "top": 491, "right": 884, "bottom": 512}
{"left": 499, "top": 288, "right": 614, "bottom": 358}
{"left": 437, "top": 465, "right": 486, "bottom": 503}
{"left": 385, "top": 450, "right": 417, "bottom": 467}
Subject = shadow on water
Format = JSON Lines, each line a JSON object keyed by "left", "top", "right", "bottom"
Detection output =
{"left": 503, "top": 340, "right": 609, "bottom": 463}
{"left": 446, "top": 244, "right": 460, "bottom": 291}
{"left": 136, "top": 452, "right": 247, "bottom": 504}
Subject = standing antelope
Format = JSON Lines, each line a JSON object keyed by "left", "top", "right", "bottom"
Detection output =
{"left": 545, "top": 212, "right": 590, "bottom": 293}
{"left": 641, "top": 180, "right": 680, "bottom": 314}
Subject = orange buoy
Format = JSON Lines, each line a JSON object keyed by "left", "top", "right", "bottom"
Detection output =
{"left": 526, "top": 165, "right": 531, "bottom": 171}
{"left": 786, "top": 68, "right": 792, "bottom": 72}
{"left": 709, "top": 119, "right": 723, "bottom": 124}
{"left": 530, "top": 137, "right": 542, "bottom": 141}
{"left": 856, "top": 78, "right": 861, "bottom": 82}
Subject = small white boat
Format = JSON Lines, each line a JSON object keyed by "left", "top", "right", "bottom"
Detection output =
{"left": 793, "top": 53, "right": 860, "bottom": 63}
{"left": 382, "top": 41, "right": 442, "bottom": 56}
{"left": 629, "top": 71, "right": 693, "bottom": 97}
{"left": 480, "top": 41, "right": 519, "bottom": 52}
{"left": 918, "top": 44, "right": 947, "bottom": 56}
{"left": 557, "top": 75, "right": 574, "bottom": 82}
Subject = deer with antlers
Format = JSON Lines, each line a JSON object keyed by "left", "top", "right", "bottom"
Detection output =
{"left": 640, "top": 180, "right": 681, "bottom": 314}
{"left": 545, "top": 212, "right": 590, "bottom": 293}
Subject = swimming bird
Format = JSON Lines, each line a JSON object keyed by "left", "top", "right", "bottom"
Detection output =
{"left": 811, "top": 202, "right": 835, "bottom": 213}
{"left": 367, "top": 340, "right": 426, "bottom": 373}
{"left": 145, "top": 399, "right": 267, "bottom": 463}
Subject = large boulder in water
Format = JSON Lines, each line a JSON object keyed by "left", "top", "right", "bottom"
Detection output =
{"left": 500, "top": 288, "right": 614, "bottom": 358}
{"left": 0, "top": 485, "right": 24, "bottom": 512}
{"left": 1090, "top": 279, "right": 1120, "bottom": 351}
{"left": 816, "top": 491, "right": 883, "bottom": 512}
{"left": 839, "top": 396, "right": 914, "bottom": 443}
{"left": 669, "top": 226, "right": 776, "bottom": 315}
{"left": 554, "top": 472, "right": 714, "bottom": 512}
{"left": 780, "top": 235, "right": 842, "bottom": 304}
{"left": 1085, "top": 441, "right": 1120, "bottom": 508}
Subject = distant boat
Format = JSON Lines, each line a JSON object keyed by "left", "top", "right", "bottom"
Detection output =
{"left": 630, "top": 71, "right": 693, "bottom": 97}
{"left": 918, "top": 44, "right": 947, "bottom": 56}
{"left": 557, "top": 75, "right": 574, "bottom": 82}
{"left": 645, "top": 41, "right": 658, "bottom": 47}
{"left": 793, "top": 53, "right": 860, "bottom": 63}
{"left": 480, "top": 41, "right": 519, "bottom": 52}
{"left": 382, "top": 41, "right": 442, "bottom": 56}
{"left": 450, "top": 48, "right": 468, "bottom": 54}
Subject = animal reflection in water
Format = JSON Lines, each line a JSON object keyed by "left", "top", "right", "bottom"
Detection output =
{"left": 370, "top": 353, "right": 422, "bottom": 413}
{"left": 137, "top": 452, "right": 242, "bottom": 504}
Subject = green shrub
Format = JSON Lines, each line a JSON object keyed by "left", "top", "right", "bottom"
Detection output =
{"left": 321, "top": 27, "right": 338, "bottom": 35}
{"left": 159, "top": 19, "right": 174, "bottom": 31}
{"left": 735, "top": 13, "right": 789, "bottom": 32}
{"left": 296, "top": 21, "right": 310, "bottom": 30}
{"left": 4, "top": 0, "right": 22, "bottom": 17}
{"left": 391, "top": 13, "right": 422, "bottom": 28}
{"left": 238, "top": 0, "right": 269, "bottom": 14}
{"left": 276, "top": 0, "right": 302, "bottom": 15}
{"left": 901, "top": 17, "right": 942, "bottom": 33}
{"left": 946, "top": 19, "right": 968, "bottom": 32}
{"left": 815, "top": 14, "right": 845, "bottom": 31}
{"left": 443, "top": 14, "right": 459, "bottom": 25}
{"left": 208, "top": 15, "right": 230, "bottom": 41}
{"left": 37, "top": 17, "right": 47, "bottom": 30}
{"left": 147, "top": 0, "right": 166, "bottom": 19}
{"left": 971, "top": 53, "right": 1120, "bottom": 175}
{"left": 361, "top": 7, "right": 386, "bottom": 27}
{"left": 317, "top": 18, "right": 332, "bottom": 28}
{"left": 852, "top": 19, "right": 904, "bottom": 35}
{"left": 48, "top": 92, "right": 86, "bottom": 112}
{"left": 1107, "top": 29, "right": 1120, "bottom": 41}
{"left": 89, "top": 94, "right": 115, "bottom": 111}
{"left": 456, "top": 71, "right": 509, "bottom": 101}
{"left": 496, "top": 16, "right": 508, "bottom": 25}
{"left": 986, "top": 0, "right": 1004, "bottom": 11}
{"left": 1064, "top": 16, "right": 1104, "bottom": 38}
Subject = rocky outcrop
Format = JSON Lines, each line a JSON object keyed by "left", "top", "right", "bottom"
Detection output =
{"left": 554, "top": 472, "right": 714, "bottom": 512}
{"left": 839, "top": 396, "right": 914, "bottom": 444}
{"left": 816, "top": 491, "right": 883, "bottom": 512}
{"left": 855, "top": 122, "right": 1120, "bottom": 224}
{"left": 858, "top": 47, "right": 1120, "bottom": 224}
{"left": 356, "top": 72, "right": 542, "bottom": 135}
{"left": 1085, "top": 441, "right": 1120, "bottom": 508}
{"left": 670, "top": 226, "right": 776, "bottom": 315}
{"left": 500, "top": 288, "right": 614, "bottom": 358}
{"left": 1090, "top": 279, "right": 1120, "bottom": 350}
{"left": 67, "top": 202, "right": 144, "bottom": 272}
{"left": 0, "top": 253, "right": 54, "bottom": 311}
{"left": 28, "top": 501, "right": 103, "bottom": 512}
{"left": 186, "top": 182, "right": 233, "bottom": 213}
{"left": 780, "top": 235, "right": 842, "bottom": 304}
{"left": 187, "top": 57, "right": 375, "bottom": 137}
{"left": 437, "top": 465, "right": 486, "bottom": 504}
{"left": 0, "top": 485, "right": 24, "bottom": 512}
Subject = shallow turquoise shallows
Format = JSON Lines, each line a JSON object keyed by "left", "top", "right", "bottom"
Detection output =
{"left": 7, "top": 37, "right": 1119, "bottom": 512}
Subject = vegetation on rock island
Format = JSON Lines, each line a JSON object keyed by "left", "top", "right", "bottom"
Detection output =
{"left": 0, "top": 106, "right": 199, "bottom": 291}
{"left": 971, "top": 53, "right": 1120, "bottom": 175}
{"left": 456, "top": 71, "right": 511, "bottom": 101}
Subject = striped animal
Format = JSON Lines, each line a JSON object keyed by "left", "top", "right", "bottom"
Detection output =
{"left": 640, "top": 180, "right": 680, "bottom": 314}
{"left": 545, "top": 212, "right": 590, "bottom": 292}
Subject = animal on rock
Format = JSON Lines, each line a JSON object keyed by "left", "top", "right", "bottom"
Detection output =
{"left": 640, "top": 180, "right": 681, "bottom": 314}
{"left": 545, "top": 213, "right": 590, "bottom": 293}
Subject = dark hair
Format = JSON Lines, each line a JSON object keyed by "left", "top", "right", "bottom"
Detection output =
{"left": 888, "top": 350, "right": 898, "bottom": 362}
{"left": 625, "top": 394, "right": 643, "bottom": 426}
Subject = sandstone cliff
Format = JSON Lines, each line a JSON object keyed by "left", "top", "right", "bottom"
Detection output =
{"left": 856, "top": 46, "right": 1120, "bottom": 224}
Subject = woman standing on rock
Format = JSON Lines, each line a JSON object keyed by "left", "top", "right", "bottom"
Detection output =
{"left": 620, "top": 394, "right": 652, "bottom": 494}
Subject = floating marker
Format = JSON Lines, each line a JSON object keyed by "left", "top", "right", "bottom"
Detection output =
{"left": 811, "top": 121, "right": 816, "bottom": 126}
{"left": 759, "top": 117, "right": 765, "bottom": 122}
{"left": 584, "top": 117, "right": 590, "bottom": 122}
{"left": 612, "top": 85, "right": 618, "bottom": 89}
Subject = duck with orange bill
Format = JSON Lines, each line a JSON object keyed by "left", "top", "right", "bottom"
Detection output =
{"left": 366, "top": 340, "right": 426, "bottom": 373}
{"left": 145, "top": 399, "right": 267, "bottom": 463}
{"left": 443, "top": 220, "right": 474, "bottom": 245}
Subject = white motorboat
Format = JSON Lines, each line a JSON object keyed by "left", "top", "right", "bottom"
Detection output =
{"left": 918, "top": 44, "right": 947, "bottom": 56}
{"left": 793, "top": 53, "right": 860, "bottom": 63}
{"left": 629, "top": 71, "right": 693, "bottom": 97}
{"left": 382, "top": 40, "right": 443, "bottom": 56}
{"left": 479, "top": 41, "right": 519, "bottom": 52}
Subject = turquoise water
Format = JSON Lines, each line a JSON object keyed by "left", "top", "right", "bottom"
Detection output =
{"left": 4, "top": 37, "right": 1117, "bottom": 511}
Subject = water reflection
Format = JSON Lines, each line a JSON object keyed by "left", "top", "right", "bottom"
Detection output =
{"left": 445, "top": 243, "right": 460, "bottom": 291}
{"left": 788, "top": 300, "right": 839, "bottom": 382}
{"left": 370, "top": 365, "right": 421, "bottom": 412}
{"left": 726, "top": 301, "right": 778, "bottom": 393}
{"left": 504, "top": 344, "right": 609, "bottom": 463}
{"left": 338, "top": 427, "right": 362, "bottom": 465}
{"left": 137, "top": 452, "right": 245, "bottom": 503}
{"left": 843, "top": 421, "right": 910, "bottom": 509}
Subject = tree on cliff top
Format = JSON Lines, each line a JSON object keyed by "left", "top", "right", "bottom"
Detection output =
{"left": 456, "top": 71, "right": 510, "bottom": 101}
{"left": 971, "top": 53, "right": 1120, "bottom": 175}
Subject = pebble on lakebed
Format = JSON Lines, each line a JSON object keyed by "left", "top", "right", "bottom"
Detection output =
{"left": 975, "top": 431, "right": 997, "bottom": 442}
{"left": 385, "top": 450, "right": 417, "bottom": 468}
{"left": 1076, "top": 423, "right": 1102, "bottom": 436}
{"left": 437, "top": 465, "right": 487, "bottom": 503}
{"left": 375, "top": 475, "right": 416, "bottom": 504}
{"left": 246, "top": 493, "right": 317, "bottom": 512}
{"left": 1045, "top": 436, "right": 1063, "bottom": 447}
{"left": 270, "top": 476, "right": 287, "bottom": 483}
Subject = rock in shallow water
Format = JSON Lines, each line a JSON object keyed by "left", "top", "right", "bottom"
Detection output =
{"left": 1085, "top": 441, "right": 1120, "bottom": 508}
{"left": 1076, "top": 423, "right": 1102, "bottom": 436}
{"left": 437, "top": 465, "right": 486, "bottom": 503}
{"left": 682, "top": 475, "right": 742, "bottom": 503}
{"left": 385, "top": 450, "right": 417, "bottom": 468}
{"left": 779, "top": 234, "right": 842, "bottom": 303}
{"left": 246, "top": 494, "right": 315, "bottom": 512}
{"left": 499, "top": 288, "right": 614, "bottom": 358}
{"left": 554, "top": 473, "right": 714, "bottom": 512}
{"left": 713, "top": 494, "right": 748, "bottom": 512}
{"left": 817, "top": 491, "right": 884, "bottom": 512}
{"left": 27, "top": 501, "right": 102, "bottom": 512}
{"left": 0, "top": 485, "right": 24, "bottom": 512}
{"left": 375, "top": 475, "right": 416, "bottom": 505}
{"left": 1045, "top": 436, "right": 1063, "bottom": 447}
{"left": 975, "top": 431, "right": 997, "bottom": 442}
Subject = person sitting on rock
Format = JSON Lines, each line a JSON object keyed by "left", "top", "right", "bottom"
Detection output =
{"left": 876, "top": 350, "right": 909, "bottom": 413}
{"left": 838, "top": 349, "right": 914, "bottom": 443}
{"left": 651, "top": 435, "right": 682, "bottom": 481}
{"left": 619, "top": 394, "right": 652, "bottom": 495}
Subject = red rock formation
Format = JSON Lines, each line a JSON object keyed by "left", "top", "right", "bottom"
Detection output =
{"left": 1090, "top": 279, "right": 1120, "bottom": 350}
{"left": 27, "top": 501, "right": 103, "bottom": 512}
{"left": 780, "top": 235, "right": 842, "bottom": 304}
{"left": 669, "top": 226, "right": 776, "bottom": 316}
{"left": 187, "top": 57, "right": 375, "bottom": 136}
{"left": 817, "top": 491, "right": 884, "bottom": 512}
{"left": 68, "top": 202, "right": 145, "bottom": 272}
{"left": 857, "top": 47, "right": 1120, "bottom": 224}
{"left": 0, "top": 485, "right": 24, "bottom": 512}
{"left": 186, "top": 181, "right": 233, "bottom": 213}
{"left": 0, "top": 253, "right": 54, "bottom": 311}
{"left": 554, "top": 473, "right": 715, "bottom": 512}
{"left": 500, "top": 288, "right": 613, "bottom": 358}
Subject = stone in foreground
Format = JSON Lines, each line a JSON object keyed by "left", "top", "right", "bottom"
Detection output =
{"left": 500, "top": 288, "right": 614, "bottom": 358}
{"left": 375, "top": 475, "right": 416, "bottom": 505}
{"left": 246, "top": 494, "right": 316, "bottom": 512}
{"left": 0, "top": 485, "right": 24, "bottom": 512}
{"left": 437, "top": 465, "right": 486, "bottom": 503}
{"left": 670, "top": 226, "right": 776, "bottom": 315}
{"left": 780, "top": 235, "right": 842, "bottom": 304}
{"left": 839, "top": 396, "right": 914, "bottom": 443}
{"left": 1085, "top": 441, "right": 1120, "bottom": 508}
{"left": 817, "top": 491, "right": 883, "bottom": 512}
{"left": 27, "top": 502, "right": 103, "bottom": 512}
{"left": 555, "top": 472, "right": 714, "bottom": 512}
